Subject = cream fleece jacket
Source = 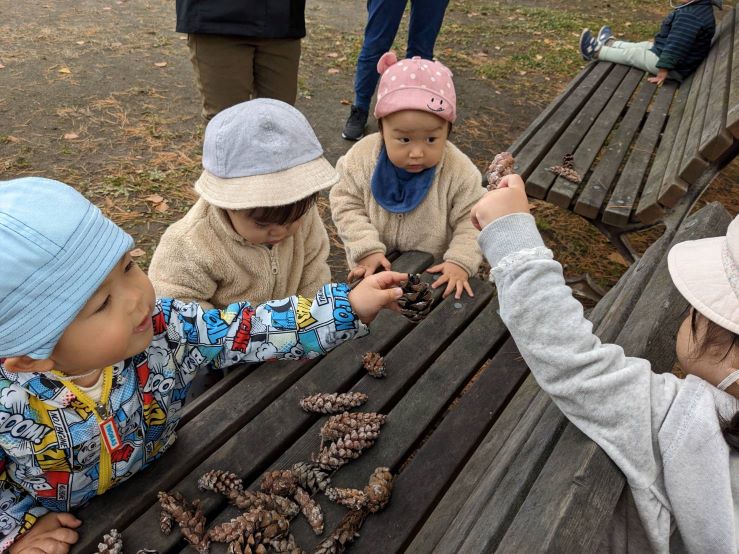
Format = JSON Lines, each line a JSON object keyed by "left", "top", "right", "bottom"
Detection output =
{"left": 148, "top": 198, "right": 331, "bottom": 310}
{"left": 329, "top": 133, "right": 484, "bottom": 276}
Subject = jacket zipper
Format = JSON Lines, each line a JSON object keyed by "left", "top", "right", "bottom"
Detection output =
{"left": 54, "top": 366, "right": 115, "bottom": 494}
{"left": 267, "top": 247, "right": 279, "bottom": 275}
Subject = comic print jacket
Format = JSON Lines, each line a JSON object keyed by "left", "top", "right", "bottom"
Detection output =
{"left": 0, "top": 283, "right": 366, "bottom": 548}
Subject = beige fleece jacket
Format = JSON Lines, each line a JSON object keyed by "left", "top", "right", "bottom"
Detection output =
{"left": 148, "top": 199, "right": 331, "bottom": 310}
{"left": 329, "top": 133, "right": 484, "bottom": 276}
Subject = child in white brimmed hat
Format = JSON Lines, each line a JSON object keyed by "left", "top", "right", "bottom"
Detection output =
{"left": 471, "top": 175, "right": 738, "bottom": 553}
{"left": 149, "top": 98, "right": 336, "bottom": 310}
{"left": 0, "top": 177, "right": 406, "bottom": 551}
{"left": 330, "top": 52, "right": 485, "bottom": 300}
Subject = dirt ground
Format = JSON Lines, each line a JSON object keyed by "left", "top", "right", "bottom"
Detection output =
{"left": 1, "top": 0, "right": 736, "bottom": 289}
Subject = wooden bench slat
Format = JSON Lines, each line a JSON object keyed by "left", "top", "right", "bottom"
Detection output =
{"left": 658, "top": 55, "right": 709, "bottom": 206}
{"left": 405, "top": 374, "right": 541, "bottom": 553}
{"left": 526, "top": 64, "right": 630, "bottom": 199}
{"left": 72, "top": 252, "right": 433, "bottom": 551}
{"left": 635, "top": 74, "right": 694, "bottom": 224}
{"left": 677, "top": 17, "right": 727, "bottom": 183}
{"left": 728, "top": 6, "right": 739, "bottom": 138}
{"left": 495, "top": 203, "right": 733, "bottom": 553}
{"left": 602, "top": 81, "right": 677, "bottom": 226}
{"left": 573, "top": 79, "right": 656, "bottom": 219}
{"left": 699, "top": 8, "right": 735, "bottom": 161}
{"left": 510, "top": 64, "right": 596, "bottom": 157}
{"left": 547, "top": 67, "right": 643, "bottom": 209}
{"left": 515, "top": 63, "right": 613, "bottom": 186}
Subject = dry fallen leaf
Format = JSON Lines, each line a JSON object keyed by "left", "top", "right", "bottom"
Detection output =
{"left": 327, "top": 52, "right": 339, "bottom": 58}
{"left": 535, "top": 54, "right": 543, "bottom": 61}
{"left": 0, "top": 63, "right": 5, "bottom": 69}
{"left": 129, "top": 248, "right": 146, "bottom": 258}
{"left": 340, "top": 99, "right": 351, "bottom": 105}
{"left": 58, "top": 67, "right": 71, "bottom": 74}
{"left": 327, "top": 68, "right": 340, "bottom": 75}
{"left": 608, "top": 252, "right": 629, "bottom": 267}
{"left": 144, "top": 194, "right": 164, "bottom": 204}
{"left": 103, "top": 197, "right": 115, "bottom": 209}
{"left": 63, "top": 132, "right": 79, "bottom": 140}
{"left": 4, "top": 135, "right": 19, "bottom": 143}
{"left": 75, "top": 40, "right": 85, "bottom": 45}
{"left": 154, "top": 62, "right": 167, "bottom": 68}
{"left": 154, "top": 201, "right": 169, "bottom": 213}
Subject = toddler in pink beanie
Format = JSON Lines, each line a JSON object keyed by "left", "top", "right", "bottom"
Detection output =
{"left": 330, "top": 52, "right": 484, "bottom": 299}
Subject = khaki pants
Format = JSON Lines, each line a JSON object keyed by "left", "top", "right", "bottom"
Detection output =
{"left": 187, "top": 34, "right": 302, "bottom": 120}
{"left": 598, "top": 41, "right": 683, "bottom": 82}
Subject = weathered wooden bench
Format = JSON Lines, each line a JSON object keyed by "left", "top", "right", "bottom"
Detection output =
{"left": 72, "top": 204, "right": 730, "bottom": 553}
{"left": 507, "top": 5, "right": 739, "bottom": 259}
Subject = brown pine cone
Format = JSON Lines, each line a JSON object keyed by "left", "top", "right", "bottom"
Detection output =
{"left": 293, "top": 485, "right": 324, "bottom": 535}
{"left": 160, "top": 509, "right": 172, "bottom": 535}
{"left": 320, "top": 412, "right": 385, "bottom": 444}
{"left": 270, "top": 533, "right": 307, "bottom": 554}
{"left": 157, "top": 492, "right": 210, "bottom": 553}
{"left": 364, "top": 467, "right": 394, "bottom": 513}
{"left": 313, "top": 434, "right": 376, "bottom": 469}
{"left": 260, "top": 469, "right": 297, "bottom": 497}
{"left": 198, "top": 469, "right": 244, "bottom": 495}
{"left": 312, "top": 509, "right": 367, "bottom": 554}
{"left": 486, "top": 151, "right": 515, "bottom": 190}
{"left": 361, "top": 352, "right": 386, "bottom": 378}
{"left": 548, "top": 153, "right": 582, "bottom": 184}
{"left": 291, "top": 461, "right": 331, "bottom": 494}
{"left": 97, "top": 529, "right": 123, "bottom": 554}
{"left": 209, "top": 509, "right": 288, "bottom": 544}
{"left": 325, "top": 486, "right": 368, "bottom": 511}
{"left": 300, "top": 392, "right": 368, "bottom": 414}
{"left": 562, "top": 153, "right": 575, "bottom": 169}
{"left": 227, "top": 490, "right": 299, "bottom": 518}
{"left": 398, "top": 274, "right": 433, "bottom": 322}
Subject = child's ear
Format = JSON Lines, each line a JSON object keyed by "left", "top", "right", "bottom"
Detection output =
{"left": 2, "top": 356, "right": 54, "bottom": 373}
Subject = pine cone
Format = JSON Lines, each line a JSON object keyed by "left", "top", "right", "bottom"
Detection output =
{"left": 312, "top": 509, "right": 367, "bottom": 554}
{"left": 97, "top": 529, "right": 123, "bottom": 554}
{"left": 361, "top": 352, "right": 386, "bottom": 378}
{"left": 160, "top": 509, "right": 173, "bottom": 535}
{"left": 260, "top": 469, "right": 297, "bottom": 496}
{"left": 227, "top": 532, "right": 267, "bottom": 554}
{"left": 398, "top": 274, "right": 433, "bottom": 322}
{"left": 486, "top": 151, "right": 515, "bottom": 190}
{"left": 157, "top": 491, "right": 210, "bottom": 553}
{"left": 294, "top": 485, "right": 324, "bottom": 535}
{"left": 199, "top": 469, "right": 244, "bottom": 495}
{"left": 300, "top": 392, "right": 368, "bottom": 414}
{"left": 136, "top": 551, "right": 159, "bottom": 554}
{"left": 320, "top": 412, "right": 386, "bottom": 443}
{"left": 548, "top": 154, "right": 581, "bottom": 184}
{"left": 364, "top": 467, "right": 393, "bottom": 513}
{"left": 291, "top": 462, "right": 331, "bottom": 494}
{"left": 325, "top": 486, "right": 368, "bottom": 511}
{"left": 209, "top": 509, "right": 288, "bottom": 544}
{"left": 313, "top": 434, "right": 376, "bottom": 470}
{"left": 270, "top": 533, "right": 307, "bottom": 554}
{"left": 227, "top": 490, "right": 299, "bottom": 518}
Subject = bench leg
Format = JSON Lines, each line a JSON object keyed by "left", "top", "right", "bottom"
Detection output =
{"left": 592, "top": 221, "right": 647, "bottom": 264}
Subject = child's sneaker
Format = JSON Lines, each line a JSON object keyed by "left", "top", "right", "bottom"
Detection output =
{"left": 597, "top": 26, "right": 613, "bottom": 46}
{"left": 579, "top": 29, "right": 601, "bottom": 61}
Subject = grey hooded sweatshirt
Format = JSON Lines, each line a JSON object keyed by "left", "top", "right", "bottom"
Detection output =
{"left": 478, "top": 213, "right": 738, "bottom": 553}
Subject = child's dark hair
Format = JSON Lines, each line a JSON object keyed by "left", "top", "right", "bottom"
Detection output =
{"left": 242, "top": 192, "right": 318, "bottom": 226}
{"left": 690, "top": 309, "right": 739, "bottom": 451}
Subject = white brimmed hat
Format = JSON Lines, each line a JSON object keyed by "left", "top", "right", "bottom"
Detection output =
{"left": 194, "top": 99, "right": 338, "bottom": 209}
{"left": 668, "top": 215, "right": 739, "bottom": 334}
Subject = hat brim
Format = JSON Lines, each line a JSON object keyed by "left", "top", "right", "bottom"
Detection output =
{"left": 194, "top": 156, "right": 339, "bottom": 210}
{"left": 667, "top": 236, "right": 739, "bottom": 334}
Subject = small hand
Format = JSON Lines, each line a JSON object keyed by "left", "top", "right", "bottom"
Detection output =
{"left": 427, "top": 261, "right": 473, "bottom": 299}
{"left": 348, "top": 271, "right": 408, "bottom": 324}
{"left": 470, "top": 173, "right": 530, "bottom": 231}
{"left": 647, "top": 68, "right": 668, "bottom": 87}
{"left": 9, "top": 513, "right": 81, "bottom": 554}
{"left": 348, "top": 252, "right": 392, "bottom": 283}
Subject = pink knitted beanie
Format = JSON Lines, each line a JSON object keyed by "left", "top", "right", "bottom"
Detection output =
{"left": 373, "top": 52, "right": 457, "bottom": 123}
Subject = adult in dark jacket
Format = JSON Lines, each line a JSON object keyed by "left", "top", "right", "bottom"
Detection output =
{"left": 176, "top": 0, "right": 306, "bottom": 119}
{"left": 578, "top": 0, "right": 721, "bottom": 86}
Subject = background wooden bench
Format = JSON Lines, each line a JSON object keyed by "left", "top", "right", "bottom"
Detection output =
{"left": 505, "top": 5, "right": 738, "bottom": 260}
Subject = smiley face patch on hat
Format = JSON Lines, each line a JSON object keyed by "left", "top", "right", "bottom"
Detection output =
{"left": 373, "top": 52, "right": 457, "bottom": 123}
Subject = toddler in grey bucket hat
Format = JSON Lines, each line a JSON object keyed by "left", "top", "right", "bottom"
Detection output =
{"left": 148, "top": 99, "right": 337, "bottom": 309}
{"left": 195, "top": 98, "right": 338, "bottom": 209}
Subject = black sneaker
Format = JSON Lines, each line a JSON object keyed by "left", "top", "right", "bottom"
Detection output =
{"left": 342, "top": 105, "right": 369, "bottom": 141}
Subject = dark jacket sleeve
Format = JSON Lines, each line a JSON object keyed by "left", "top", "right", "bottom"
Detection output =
{"left": 656, "top": 10, "right": 706, "bottom": 69}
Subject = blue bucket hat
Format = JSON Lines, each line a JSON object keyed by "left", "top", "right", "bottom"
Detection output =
{"left": 0, "top": 178, "right": 133, "bottom": 359}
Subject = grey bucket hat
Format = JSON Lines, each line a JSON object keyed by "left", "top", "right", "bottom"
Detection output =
{"left": 195, "top": 99, "right": 339, "bottom": 209}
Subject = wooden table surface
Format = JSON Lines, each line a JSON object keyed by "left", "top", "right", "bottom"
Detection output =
{"left": 74, "top": 250, "right": 534, "bottom": 553}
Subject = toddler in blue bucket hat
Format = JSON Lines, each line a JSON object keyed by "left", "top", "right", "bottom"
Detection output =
{"left": 0, "top": 177, "right": 406, "bottom": 551}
